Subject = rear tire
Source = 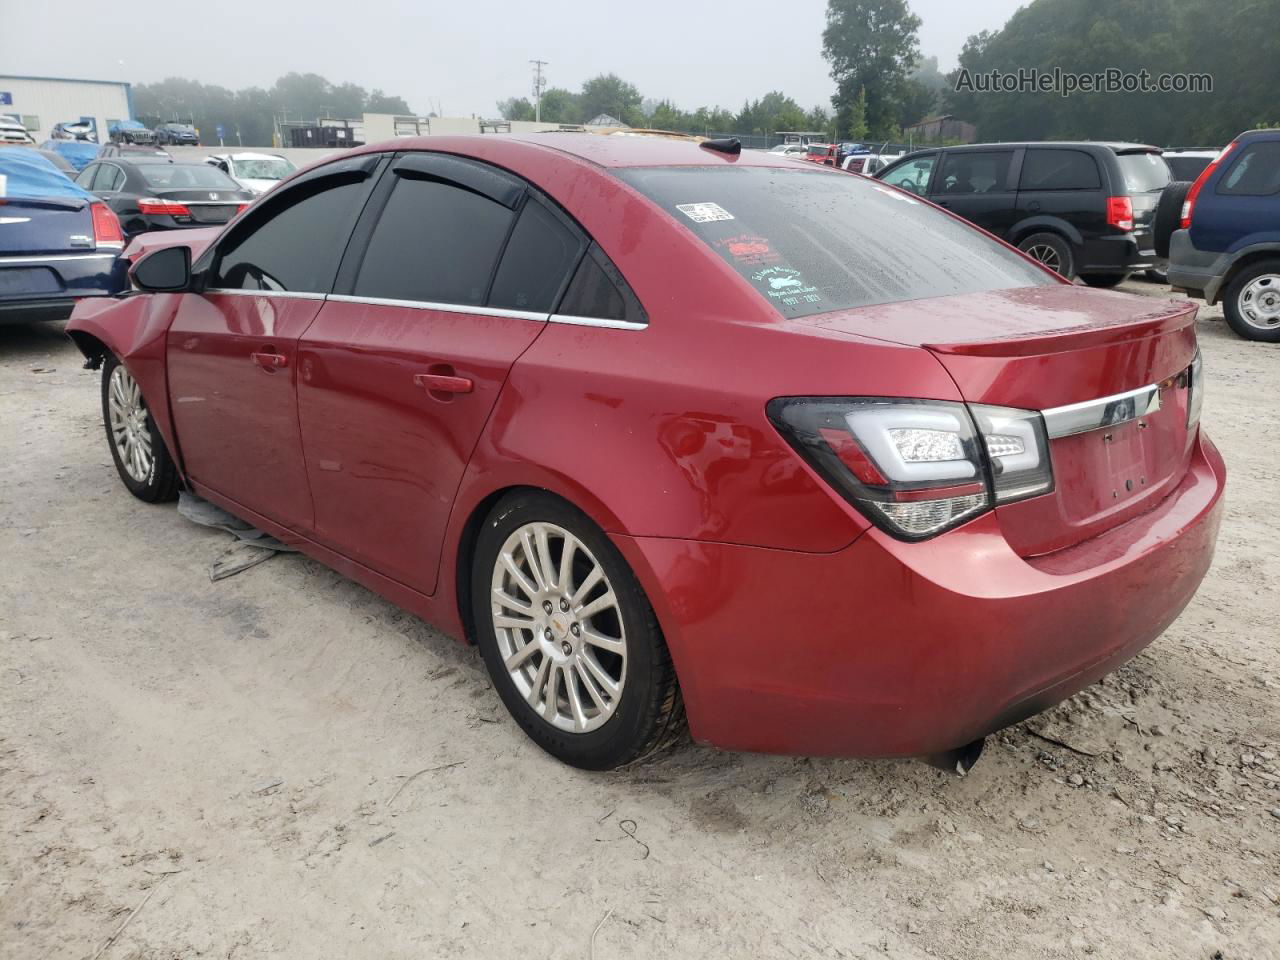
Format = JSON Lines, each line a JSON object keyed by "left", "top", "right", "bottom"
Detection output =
{"left": 1080, "top": 273, "right": 1128, "bottom": 288}
{"left": 101, "top": 354, "right": 180, "bottom": 502}
{"left": 472, "top": 490, "right": 684, "bottom": 770}
{"left": 1222, "top": 259, "right": 1280, "bottom": 342}
{"left": 1018, "top": 232, "right": 1075, "bottom": 279}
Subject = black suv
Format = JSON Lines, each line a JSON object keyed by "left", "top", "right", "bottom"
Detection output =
{"left": 154, "top": 122, "right": 200, "bottom": 146}
{"left": 874, "top": 142, "right": 1172, "bottom": 286}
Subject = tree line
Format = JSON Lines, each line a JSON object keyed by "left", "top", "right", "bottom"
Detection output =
{"left": 499, "top": 0, "right": 1277, "bottom": 148}
{"left": 133, "top": 73, "right": 412, "bottom": 146}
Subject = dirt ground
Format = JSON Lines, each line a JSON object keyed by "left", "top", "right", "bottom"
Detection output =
{"left": 2, "top": 282, "right": 1278, "bottom": 960}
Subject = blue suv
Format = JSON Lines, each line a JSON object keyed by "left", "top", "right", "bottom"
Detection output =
{"left": 1168, "top": 129, "right": 1280, "bottom": 342}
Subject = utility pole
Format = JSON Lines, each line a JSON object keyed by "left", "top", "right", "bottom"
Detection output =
{"left": 530, "top": 59, "right": 548, "bottom": 122}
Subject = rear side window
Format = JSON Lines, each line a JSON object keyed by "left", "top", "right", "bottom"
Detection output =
{"left": 557, "top": 245, "right": 646, "bottom": 324}
{"left": 1218, "top": 141, "right": 1280, "bottom": 196}
{"left": 1116, "top": 152, "right": 1171, "bottom": 193}
{"left": 617, "top": 165, "right": 1053, "bottom": 318}
{"left": 353, "top": 176, "right": 514, "bottom": 306}
{"left": 1019, "top": 149, "right": 1101, "bottom": 190}
{"left": 936, "top": 151, "right": 1014, "bottom": 194}
{"left": 74, "top": 164, "right": 97, "bottom": 189}
{"left": 488, "top": 199, "right": 583, "bottom": 312}
{"left": 214, "top": 177, "right": 369, "bottom": 293}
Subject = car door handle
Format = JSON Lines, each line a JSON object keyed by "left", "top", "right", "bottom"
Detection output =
{"left": 935, "top": 200, "right": 949, "bottom": 207}
{"left": 1028, "top": 200, "right": 1042, "bottom": 212}
{"left": 251, "top": 351, "right": 287, "bottom": 371}
{"left": 414, "top": 372, "right": 474, "bottom": 395}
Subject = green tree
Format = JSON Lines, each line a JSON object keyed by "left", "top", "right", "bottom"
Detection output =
{"left": 943, "top": 0, "right": 1280, "bottom": 146}
{"left": 536, "top": 87, "right": 582, "bottom": 124}
{"left": 579, "top": 73, "right": 644, "bottom": 125}
{"left": 841, "top": 89, "right": 868, "bottom": 141}
{"left": 823, "top": 0, "right": 922, "bottom": 138}
{"left": 497, "top": 97, "right": 536, "bottom": 121}
{"left": 367, "top": 90, "right": 412, "bottom": 114}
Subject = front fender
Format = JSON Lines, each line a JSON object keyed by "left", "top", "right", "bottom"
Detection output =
{"left": 67, "top": 293, "right": 185, "bottom": 477}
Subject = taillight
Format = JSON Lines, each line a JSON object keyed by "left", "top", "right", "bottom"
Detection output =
{"left": 768, "top": 397, "right": 1054, "bottom": 541}
{"left": 235, "top": 203, "right": 248, "bottom": 215}
{"left": 1181, "top": 141, "right": 1236, "bottom": 229}
{"left": 1106, "top": 195, "right": 1134, "bottom": 232}
{"left": 138, "top": 197, "right": 192, "bottom": 217}
{"left": 90, "top": 203, "right": 125, "bottom": 249}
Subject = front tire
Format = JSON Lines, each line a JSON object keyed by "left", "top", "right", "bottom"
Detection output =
{"left": 102, "top": 354, "right": 180, "bottom": 502}
{"left": 1018, "top": 232, "right": 1075, "bottom": 279}
{"left": 472, "top": 491, "right": 684, "bottom": 770}
{"left": 1223, "top": 259, "right": 1280, "bottom": 342}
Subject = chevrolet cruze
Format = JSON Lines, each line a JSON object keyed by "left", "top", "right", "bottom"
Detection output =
{"left": 67, "top": 134, "right": 1225, "bottom": 770}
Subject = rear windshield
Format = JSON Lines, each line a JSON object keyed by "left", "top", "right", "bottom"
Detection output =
{"left": 616, "top": 165, "right": 1053, "bottom": 318}
{"left": 140, "top": 164, "right": 240, "bottom": 190}
{"left": 1117, "top": 152, "right": 1172, "bottom": 193}
{"left": 1165, "top": 155, "right": 1213, "bottom": 181}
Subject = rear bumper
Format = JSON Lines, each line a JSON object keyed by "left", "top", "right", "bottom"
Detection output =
{"left": 1166, "top": 229, "right": 1230, "bottom": 303}
{"left": 0, "top": 252, "right": 125, "bottom": 321}
{"left": 614, "top": 431, "right": 1226, "bottom": 758}
{"left": 1078, "top": 234, "right": 1156, "bottom": 274}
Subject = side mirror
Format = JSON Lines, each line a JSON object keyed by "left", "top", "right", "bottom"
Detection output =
{"left": 131, "top": 245, "right": 191, "bottom": 293}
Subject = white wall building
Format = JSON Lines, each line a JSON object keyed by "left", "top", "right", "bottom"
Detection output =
{"left": 0, "top": 75, "right": 133, "bottom": 142}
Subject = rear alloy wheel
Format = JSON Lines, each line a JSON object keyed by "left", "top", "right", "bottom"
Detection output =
{"left": 1224, "top": 260, "right": 1280, "bottom": 342}
{"left": 473, "top": 492, "right": 683, "bottom": 769}
{"left": 1018, "top": 232, "right": 1074, "bottom": 279}
{"left": 102, "top": 354, "right": 180, "bottom": 502}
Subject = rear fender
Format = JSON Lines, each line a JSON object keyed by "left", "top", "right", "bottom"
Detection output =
{"left": 66, "top": 293, "right": 186, "bottom": 477}
{"left": 1009, "top": 216, "right": 1084, "bottom": 248}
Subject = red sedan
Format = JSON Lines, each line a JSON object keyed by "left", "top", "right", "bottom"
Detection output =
{"left": 67, "top": 134, "right": 1225, "bottom": 772}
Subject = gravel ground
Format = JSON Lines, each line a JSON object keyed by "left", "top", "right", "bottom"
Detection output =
{"left": 2, "top": 282, "right": 1278, "bottom": 960}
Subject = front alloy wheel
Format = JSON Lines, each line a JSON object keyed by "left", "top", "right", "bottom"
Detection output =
{"left": 101, "top": 354, "right": 180, "bottom": 502}
{"left": 473, "top": 491, "right": 684, "bottom": 770}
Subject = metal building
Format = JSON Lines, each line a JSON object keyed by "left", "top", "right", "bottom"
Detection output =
{"left": 0, "top": 75, "right": 133, "bottom": 143}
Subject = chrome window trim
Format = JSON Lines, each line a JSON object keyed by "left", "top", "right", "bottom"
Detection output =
{"left": 549, "top": 313, "right": 647, "bottom": 331}
{"left": 172, "top": 200, "right": 247, "bottom": 207}
{"left": 1040, "top": 383, "right": 1162, "bottom": 439}
{"left": 0, "top": 253, "right": 117, "bottom": 264}
{"left": 203, "top": 287, "right": 327, "bottom": 301}
{"left": 326, "top": 293, "right": 548, "bottom": 323}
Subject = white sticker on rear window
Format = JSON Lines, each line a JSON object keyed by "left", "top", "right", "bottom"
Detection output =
{"left": 676, "top": 202, "right": 734, "bottom": 223}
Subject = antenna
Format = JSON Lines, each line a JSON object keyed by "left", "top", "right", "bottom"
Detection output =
{"left": 530, "top": 59, "right": 549, "bottom": 123}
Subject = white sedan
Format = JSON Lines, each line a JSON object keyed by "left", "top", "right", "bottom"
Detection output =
{"left": 203, "top": 152, "right": 296, "bottom": 195}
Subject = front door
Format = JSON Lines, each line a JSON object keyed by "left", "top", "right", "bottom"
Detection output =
{"left": 929, "top": 149, "right": 1019, "bottom": 237}
{"left": 166, "top": 161, "right": 381, "bottom": 530}
{"left": 297, "top": 154, "right": 586, "bottom": 594}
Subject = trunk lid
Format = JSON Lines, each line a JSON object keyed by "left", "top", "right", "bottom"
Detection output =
{"left": 800, "top": 284, "right": 1200, "bottom": 555}
{"left": 0, "top": 196, "right": 95, "bottom": 255}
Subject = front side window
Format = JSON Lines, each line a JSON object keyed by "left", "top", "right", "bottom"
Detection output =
{"left": 214, "top": 177, "right": 369, "bottom": 292}
{"left": 937, "top": 151, "right": 1014, "bottom": 194}
{"left": 74, "top": 164, "right": 98, "bottom": 189}
{"left": 353, "top": 175, "right": 514, "bottom": 306}
{"left": 880, "top": 154, "right": 936, "bottom": 195}
{"left": 1019, "top": 149, "right": 1101, "bottom": 191}
{"left": 1218, "top": 141, "right": 1280, "bottom": 196}
{"left": 617, "top": 165, "right": 1054, "bottom": 319}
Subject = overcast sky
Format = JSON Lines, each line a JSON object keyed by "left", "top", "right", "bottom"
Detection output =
{"left": 8, "top": 0, "right": 1027, "bottom": 117}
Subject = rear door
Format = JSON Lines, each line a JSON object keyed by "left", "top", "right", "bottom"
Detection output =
{"left": 166, "top": 155, "right": 382, "bottom": 531}
{"left": 929, "top": 149, "right": 1019, "bottom": 237}
{"left": 297, "top": 153, "right": 584, "bottom": 594}
{"left": 1014, "top": 147, "right": 1106, "bottom": 243}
